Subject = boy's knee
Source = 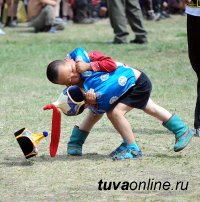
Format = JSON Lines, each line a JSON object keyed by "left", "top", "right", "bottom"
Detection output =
{"left": 107, "top": 108, "right": 122, "bottom": 120}
{"left": 144, "top": 100, "right": 158, "bottom": 115}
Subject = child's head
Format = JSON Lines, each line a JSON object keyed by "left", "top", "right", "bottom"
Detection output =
{"left": 46, "top": 59, "right": 81, "bottom": 86}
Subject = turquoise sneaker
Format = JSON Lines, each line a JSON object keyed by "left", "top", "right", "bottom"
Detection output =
{"left": 112, "top": 148, "right": 142, "bottom": 160}
{"left": 110, "top": 143, "right": 127, "bottom": 157}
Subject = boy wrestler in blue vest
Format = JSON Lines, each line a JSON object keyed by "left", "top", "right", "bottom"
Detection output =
{"left": 46, "top": 48, "right": 193, "bottom": 160}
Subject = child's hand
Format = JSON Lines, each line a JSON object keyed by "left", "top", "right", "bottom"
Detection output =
{"left": 76, "top": 61, "right": 91, "bottom": 73}
{"left": 85, "top": 88, "right": 96, "bottom": 105}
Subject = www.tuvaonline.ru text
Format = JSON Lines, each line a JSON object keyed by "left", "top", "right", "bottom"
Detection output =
{"left": 98, "top": 179, "right": 189, "bottom": 191}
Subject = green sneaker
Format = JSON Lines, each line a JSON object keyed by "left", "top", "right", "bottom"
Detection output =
{"left": 174, "top": 128, "right": 194, "bottom": 152}
{"left": 163, "top": 114, "right": 194, "bottom": 152}
{"left": 67, "top": 145, "right": 82, "bottom": 156}
{"left": 67, "top": 125, "right": 89, "bottom": 156}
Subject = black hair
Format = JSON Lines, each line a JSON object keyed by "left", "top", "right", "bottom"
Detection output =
{"left": 46, "top": 60, "right": 65, "bottom": 84}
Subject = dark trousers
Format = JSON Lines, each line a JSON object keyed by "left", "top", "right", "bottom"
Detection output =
{"left": 73, "top": 0, "right": 91, "bottom": 22}
{"left": 187, "top": 14, "right": 200, "bottom": 129}
{"left": 107, "top": 0, "right": 147, "bottom": 43}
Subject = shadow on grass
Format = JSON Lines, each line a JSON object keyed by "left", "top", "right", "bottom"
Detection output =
{"left": 1, "top": 152, "right": 182, "bottom": 168}
{"left": 0, "top": 159, "right": 35, "bottom": 167}
{"left": 1, "top": 153, "right": 110, "bottom": 167}
{"left": 95, "top": 127, "right": 171, "bottom": 136}
{"left": 133, "top": 128, "right": 171, "bottom": 136}
{"left": 17, "top": 29, "right": 35, "bottom": 33}
{"left": 38, "top": 153, "right": 110, "bottom": 162}
{"left": 145, "top": 153, "right": 183, "bottom": 159}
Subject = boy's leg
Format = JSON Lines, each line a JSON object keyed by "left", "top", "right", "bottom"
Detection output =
{"left": 67, "top": 111, "right": 103, "bottom": 155}
{"left": 143, "top": 98, "right": 171, "bottom": 122}
{"left": 107, "top": 103, "right": 136, "bottom": 144}
{"left": 107, "top": 103, "right": 142, "bottom": 160}
{"left": 144, "top": 98, "right": 193, "bottom": 152}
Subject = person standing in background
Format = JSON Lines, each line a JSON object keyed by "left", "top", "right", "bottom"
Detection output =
{"left": 5, "top": 0, "right": 19, "bottom": 27}
{"left": 61, "top": 0, "right": 73, "bottom": 23}
{"left": 0, "top": 0, "right": 5, "bottom": 34}
{"left": 107, "top": 0, "right": 147, "bottom": 44}
{"left": 185, "top": 0, "right": 200, "bottom": 136}
{"left": 73, "top": 0, "right": 94, "bottom": 24}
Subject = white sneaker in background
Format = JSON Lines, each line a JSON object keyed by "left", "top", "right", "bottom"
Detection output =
{"left": 195, "top": 128, "right": 200, "bottom": 137}
{"left": 0, "top": 28, "right": 5, "bottom": 35}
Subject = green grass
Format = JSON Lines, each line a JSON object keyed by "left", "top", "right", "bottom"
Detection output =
{"left": 0, "top": 16, "right": 200, "bottom": 202}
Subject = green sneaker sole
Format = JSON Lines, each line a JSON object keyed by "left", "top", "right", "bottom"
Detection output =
{"left": 174, "top": 129, "right": 194, "bottom": 152}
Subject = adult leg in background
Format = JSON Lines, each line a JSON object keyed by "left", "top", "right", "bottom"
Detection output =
{"left": 187, "top": 14, "right": 200, "bottom": 135}
{"left": 107, "top": 0, "right": 128, "bottom": 44}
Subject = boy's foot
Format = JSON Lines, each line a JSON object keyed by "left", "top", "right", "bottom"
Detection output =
{"left": 174, "top": 128, "right": 194, "bottom": 152}
{"left": 67, "top": 145, "right": 82, "bottom": 156}
{"left": 195, "top": 128, "right": 200, "bottom": 137}
{"left": 67, "top": 125, "right": 89, "bottom": 156}
{"left": 112, "top": 148, "right": 142, "bottom": 160}
{"left": 110, "top": 143, "right": 127, "bottom": 157}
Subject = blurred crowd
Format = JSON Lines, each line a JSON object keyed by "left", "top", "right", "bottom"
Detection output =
{"left": 0, "top": 0, "right": 186, "bottom": 35}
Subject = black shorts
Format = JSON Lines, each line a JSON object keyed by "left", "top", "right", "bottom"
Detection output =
{"left": 118, "top": 72, "right": 152, "bottom": 109}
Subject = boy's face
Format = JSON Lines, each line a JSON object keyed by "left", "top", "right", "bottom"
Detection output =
{"left": 57, "top": 60, "right": 81, "bottom": 86}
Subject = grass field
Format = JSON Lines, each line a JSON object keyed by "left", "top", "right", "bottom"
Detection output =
{"left": 0, "top": 15, "right": 200, "bottom": 202}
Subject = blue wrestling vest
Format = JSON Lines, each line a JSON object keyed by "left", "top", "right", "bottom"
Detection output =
{"left": 68, "top": 48, "right": 136, "bottom": 114}
{"left": 66, "top": 47, "right": 90, "bottom": 63}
